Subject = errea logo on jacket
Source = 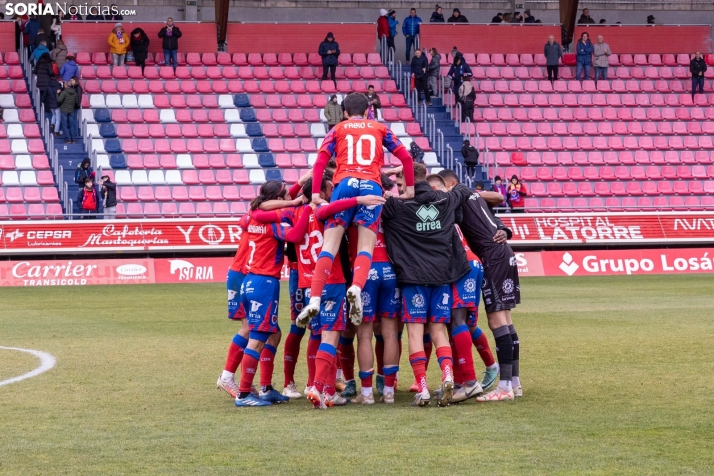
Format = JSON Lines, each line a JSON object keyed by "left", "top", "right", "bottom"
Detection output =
{"left": 416, "top": 205, "right": 441, "bottom": 231}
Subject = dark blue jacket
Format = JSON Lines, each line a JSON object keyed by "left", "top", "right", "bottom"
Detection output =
{"left": 318, "top": 37, "right": 340, "bottom": 66}
{"left": 24, "top": 18, "right": 41, "bottom": 44}
{"left": 402, "top": 15, "right": 422, "bottom": 36}
{"left": 411, "top": 54, "right": 429, "bottom": 78}
{"left": 448, "top": 61, "right": 472, "bottom": 83}
{"left": 46, "top": 79, "right": 62, "bottom": 109}
{"left": 576, "top": 40, "right": 594, "bottom": 66}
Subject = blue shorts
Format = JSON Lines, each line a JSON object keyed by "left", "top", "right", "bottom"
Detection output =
{"left": 452, "top": 260, "right": 484, "bottom": 310}
{"left": 288, "top": 267, "right": 299, "bottom": 321}
{"left": 362, "top": 261, "right": 400, "bottom": 322}
{"left": 241, "top": 273, "right": 281, "bottom": 334}
{"left": 326, "top": 178, "right": 383, "bottom": 234}
{"left": 312, "top": 283, "right": 347, "bottom": 333}
{"left": 401, "top": 284, "right": 452, "bottom": 324}
{"left": 226, "top": 269, "right": 246, "bottom": 320}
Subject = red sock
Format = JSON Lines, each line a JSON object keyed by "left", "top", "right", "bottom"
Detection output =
{"left": 259, "top": 344, "right": 277, "bottom": 388}
{"left": 307, "top": 336, "right": 320, "bottom": 387}
{"left": 450, "top": 339, "right": 465, "bottom": 385}
{"left": 351, "top": 252, "right": 373, "bottom": 289}
{"left": 324, "top": 356, "right": 338, "bottom": 396}
{"left": 452, "top": 326, "right": 476, "bottom": 382}
{"left": 283, "top": 327, "right": 304, "bottom": 386}
{"left": 435, "top": 346, "right": 453, "bottom": 382}
{"left": 409, "top": 351, "right": 428, "bottom": 392}
{"left": 473, "top": 328, "right": 496, "bottom": 367}
{"left": 224, "top": 333, "right": 247, "bottom": 373}
{"left": 238, "top": 348, "right": 260, "bottom": 393}
{"left": 314, "top": 344, "right": 337, "bottom": 393}
{"left": 424, "top": 338, "right": 433, "bottom": 371}
{"left": 338, "top": 337, "right": 355, "bottom": 381}
{"left": 309, "top": 253, "right": 335, "bottom": 302}
{"left": 375, "top": 335, "right": 384, "bottom": 375}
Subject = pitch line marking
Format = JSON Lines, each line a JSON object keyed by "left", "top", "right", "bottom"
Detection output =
{"left": 0, "top": 346, "right": 56, "bottom": 387}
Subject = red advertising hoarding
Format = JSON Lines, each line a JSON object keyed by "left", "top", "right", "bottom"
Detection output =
{"left": 0, "top": 213, "right": 713, "bottom": 255}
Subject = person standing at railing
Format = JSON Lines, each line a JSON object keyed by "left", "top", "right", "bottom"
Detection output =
{"left": 690, "top": 52, "right": 707, "bottom": 100}
{"left": 427, "top": 47, "right": 441, "bottom": 96}
{"left": 402, "top": 8, "right": 422, "bottom": 61}
{"left": 461, "top": 139, "right": 479, "bottom": 180}
{"left": 387, "top": 10, "right": 398, "bottom": 54}
{"left": 158, "top": 18, "right": 182, "bottom": 72}
{"left": 71, "top": 76, "right": 83, "bottom": 137}
{"left": 51, "top": 39, "right": 68, "bottom": 70}
{"left": 318, "top": 32, "right": 340, "bottom": 85}
{"left": 411, "top": 49, "right": 431, "bottom": 106}
{"left": 575, "top": 32, "right": 594, "bottom": 82}
{"left": 430, "top": 5, "right": 445, "bottom": 22}
{"left": 593, "top": 35, "right": 611, "bottom": 82}
{"left": 108, "top": 23, "right": 129, "bottom": 67}
{"left": 58, "top": 80, "right": 78, "bottom": 144}
{"left": 447, "top": 8, "right": 468, "bottom": 23}
{"left": 507, "top": 175, "right": 528, "bottom": 213}
{"left": 46, "top": 74, "right": 63, "bottom": 137}
{"left": 77, "top": 176, "right": 100, "bottom": 219}
{"left": 130, "top": 28, "right": 150, "bottom": 75}
{"left": 544, "top": 34, "right": 562, "bottom": 83}
{"left": 378, "top": 9, "right": 390, "bottom": 49}
{"left": 101, "top": 175, "right": 117, "bottom": 219}
{"left": 24, "top": 15, "right": 40, "bottom": 54}
{"left": 492, "top": 175, "right": 508, "bottom": 209}
{"left": 458, "top": 73, "right": 475, "bottom": 122}
{"left": 448, "top": 53, "right": 471, "bottom": 102}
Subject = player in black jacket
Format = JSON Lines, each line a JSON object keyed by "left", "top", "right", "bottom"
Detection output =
{"left": 439, "top": 169, "right": 522, "bottom": 401}
{"left": 381, "top": 164, "right": 472, "bottom": 407}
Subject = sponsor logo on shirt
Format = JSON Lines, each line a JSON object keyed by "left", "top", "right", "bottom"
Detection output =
{"left": 416, "top": 205, "right": 441, "bottom": 231}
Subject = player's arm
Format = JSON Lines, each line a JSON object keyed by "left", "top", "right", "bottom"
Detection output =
{"left": 256, "top": 196, "right": 304, "bottom": 212}
{"left": 287, "top": 169, "right": 313, "bottom": 199}
{"left": 238, "top": 214, "right": 250, "bottom": 231}
{"left": 311, "top": 130, "right": 337, "bottom": 203}
{"left": 478, "top": 190, "right": 504, "bottom": 207}
{"left": 383, "top": 132, "right": 415, "bottom": 199}
{"left": 273, "top": 205, "right": 313, "bottom": 243}
{"left": 314, "top": 195, "right": 386, "bottom": 222}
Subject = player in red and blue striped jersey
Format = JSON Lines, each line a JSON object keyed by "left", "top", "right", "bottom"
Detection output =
{"left": 234, "top": 181, "right": 313, "bottom": 407}
{"left": 298, "top": 93, "right": 415, "bottom": 329}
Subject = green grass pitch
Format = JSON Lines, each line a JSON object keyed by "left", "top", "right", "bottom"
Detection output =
{"left": 1, "top": 275, "right": 713, "bottom": 475}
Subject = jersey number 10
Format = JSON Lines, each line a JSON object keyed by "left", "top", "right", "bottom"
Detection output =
{"left": 345, "top": 134, "right": 376, "bottom": 166}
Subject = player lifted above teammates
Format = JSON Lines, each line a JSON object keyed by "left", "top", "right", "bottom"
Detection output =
{"left": 297, "top": 93, "right": 415, "bottom": 327}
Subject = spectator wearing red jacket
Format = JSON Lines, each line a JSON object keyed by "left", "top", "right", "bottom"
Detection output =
{"left": 507, "top": 175, "right": 528, "bottom": 212}
{"left": 377, "top": 9, "right": 390, "bottom": 45}
{"left": 77, "top": 176, "right": 100, "bottom": 218}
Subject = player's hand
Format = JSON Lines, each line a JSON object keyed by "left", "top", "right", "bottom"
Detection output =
{"left": 357, "top": 195, "right": 386, "bottom": 207}
{"left": 383, "top": 165, "right": 403, "bottom": 176}
{"left": 290, "top": 195, "right": 306, "bottom": 207}
{"left": 297, "top": 169, "right": 313, "bottom": 186}
{"left": 493, "top": 230, "right": 508, "bottom": 244}
{"left": 383, "top": 190, "right": 393, "bottom": 198}
{"left": 311, "top": 193, "right": 326, "bottom": 205}
{"left": 397, "top": 186, "right": 415, "bottom": 200}
{"left": 309, "top": 201, "right": 319, "bottom": 210}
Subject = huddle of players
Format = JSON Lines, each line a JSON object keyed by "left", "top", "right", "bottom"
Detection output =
{"left": 217, "top": 92, "right": 522, "bottom": 408}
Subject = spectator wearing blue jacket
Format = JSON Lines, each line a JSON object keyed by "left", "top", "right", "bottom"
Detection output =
{"left": 576, "top": 32, "right": 594, "bottom": 81}
{"left": 387, "top": 10, "right": 398, "bottom": 53}
{"left": 447, "top": 54, "right": 472, "bottom": 101}
{"left": 402, "top": 8, "right": 422, "bottom": 61}
{"left": 60, "top": 55, "right": 79, "bottom": 81}
{"left": 24, "top": 16, "right": 41, "bottom": 52}
{"left": 31, "top": 41, "right": 50, "bottom": 64}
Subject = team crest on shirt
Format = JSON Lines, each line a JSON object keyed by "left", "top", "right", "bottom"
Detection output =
{"left": 502, "top": 279, "right": 514, "bottom": 294}
{"left": 368, "top": 268, "right": 379, "bottom": 281}
{"left": 361, "top": 292, "right": 371, "bottom": 307}
{"left": 412, "top": 294, "right": 425, "bottom": 308}
{"left": 348, "top": 178, "right": 360, "bottom": 188}
{"left": 464, "top": 278, "right": 476, "bottom": 293}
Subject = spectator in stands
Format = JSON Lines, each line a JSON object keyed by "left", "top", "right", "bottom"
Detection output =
{"left": 365, "top": 85, "right": 382, "bottom": 119}
{"left": 427, "top": 47, "right": 441, "bottom": 96}
{"left": 47, "top": 74, "right": 63, "bottom": 136}
{"left": 60, "top": 54, "right": 78, "bottom": 81}
{"left": 378, "top": 9, "right": 390, "bottom": 48}
{"left": 101, "top": 175, "right": 117, "bottom": 219}
{"left": 31, "top": 41, "right": 50, "bottom": 64}
{"left": 578, "top": 8, "right": 595, "bottom": 24}
{"left": 507, "top": 175, "right": 528, "bottom": 212}
{"left": 448, "top": 8, "right": 468, "bottom": 23}
{"left": 108, "top": 23, "right": 128, "bottom": 66}
{"left": 690, "top": 52, "right": 707, "bottom": 100}
{"left": 86, "top": 9, "right": 105, "bottom": 21}
{"left": 159, "top": 18, "right": 182, "bottom": 71}
{"left": 575, "top": 32, "right": 594, "bottom": 82}
{"left": 318, "top": 32, "right": 340, "bottom": 85}
{"left": 599, "top": 19, "right": 606, "bottom": 24}
{"left": 593, "top": 35, "right": 612, "bottom": 82}
{"left": 510, "top": 12, "right": 523, "bottom": 23}
{"left": 324, "top": 95, "right": 342, "bottom": 130}
{"left": 461, "top": 139, "right": 479, "bottom": 179}
{"left": 402, "top": 8, "right": 422, "bottom": 61}
{"left": 24, "top": 15, "right": 41, "bottom": 52}
{"left": 50, "top": 16, "right": 62, "bottom": 46}
{"left": 34, "top": 53, "right": 54, "bottom": 106}
{"left": 448, "top": 54, "right": 472, "bottom": 101}
{"left": 430, "top": 5, "right": 445, "bottom": 22}
{"left": 502, "top": 13, "right": 512, "bottom": 23}
{"left": 34, "top": 28, "right": 49, "bottom": 51}
{"left": 62, "top": 7, "right": 82, "bottom": 20}
{"left": 458, "top": 73, "right": 475, "bottom": 121}
{"left": 75, "top": 158, "right": 93, "bottom": 186}
{"left": 130, "top": 28, "right": 150, "bottom": 74}
{"left": 58, "top": 80, "right": 78, "bottom": 143}
{"left": 491, "top": 13, "right": 503, "bottom": 23}
{"left": 387, "top": 10, "right": 398, "bottom": 53}
{"left": 475, "top": 181, "right": 485, "bottom": 191}
{"left": 411, "top": 49, "right": 432, "bottom": 106}
{"left": 646, "top": 15, "right": 655, "bottom": 24}
{"left": 39, "top": 12, "right": 53, "bottom": 44}
{"left": 450, "top": 46, "right": 459, "bottom": 57}
{"left": 71, "top": 76, "right": 83, "bottom": 137}
{"left": 524, "top": 10, "right": 536, "bottom": 23}
{"left": 106, "top": 4, "right": 124, "bottom": 22}
{"left": 492, "top": 175, "right": 508, "bottom": 208}
{"left": 544, "top": 35, "right": 562, "bottom": 83}
{"left": 77, "top": 177, "right": 100, "bottom": 219}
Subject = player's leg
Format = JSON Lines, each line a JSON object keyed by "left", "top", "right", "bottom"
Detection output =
{"left": 375, "top": 267, "right": 400, "bottom": 403}
{"left": 373, "top": 321, "right": 385, "bottom": 396}
{"left": 428, "top": 285, "right": 455, "bottom": 406}
{"left": 380, "top": 317, "right": 399, "bottom": 404}
{"left": 259, "top": 330, "right": 288, "bottom": 403}
{"left": 505, "top": 311, "right": 522, "bottom": 397}
{"left": 345, "top": 225, "right": 378, "bottom": 325}
{"left": 469, "top": 319, "right": 498, "bottom": 391}
{"left": 283, "top": 285, "right": 307, "bottom": 399}
{"left": 475, "top": 310, "right": 514, "bottom": 402}
{"left": 306, "top": 327, "right": 321, "bottom": 395}
{"left": 402, "top": 285, "right": 430, "bottom": 407}
{"left": 298, "top": 225, "right": 347, "bottom": 324}
{"left": 308, "top": 329, "right": 339, "bottom": 409}
{"left": 450, "top": 308, "right": 483, "bottom": 403}
{"left": 337, "top": 325, "right": 356, "bottom": 396}
{"left": 353, "top": 320, "right": 375, "bottom": 404}
{"left": 218, "top": 270, "right": 249, "bottom": 397}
